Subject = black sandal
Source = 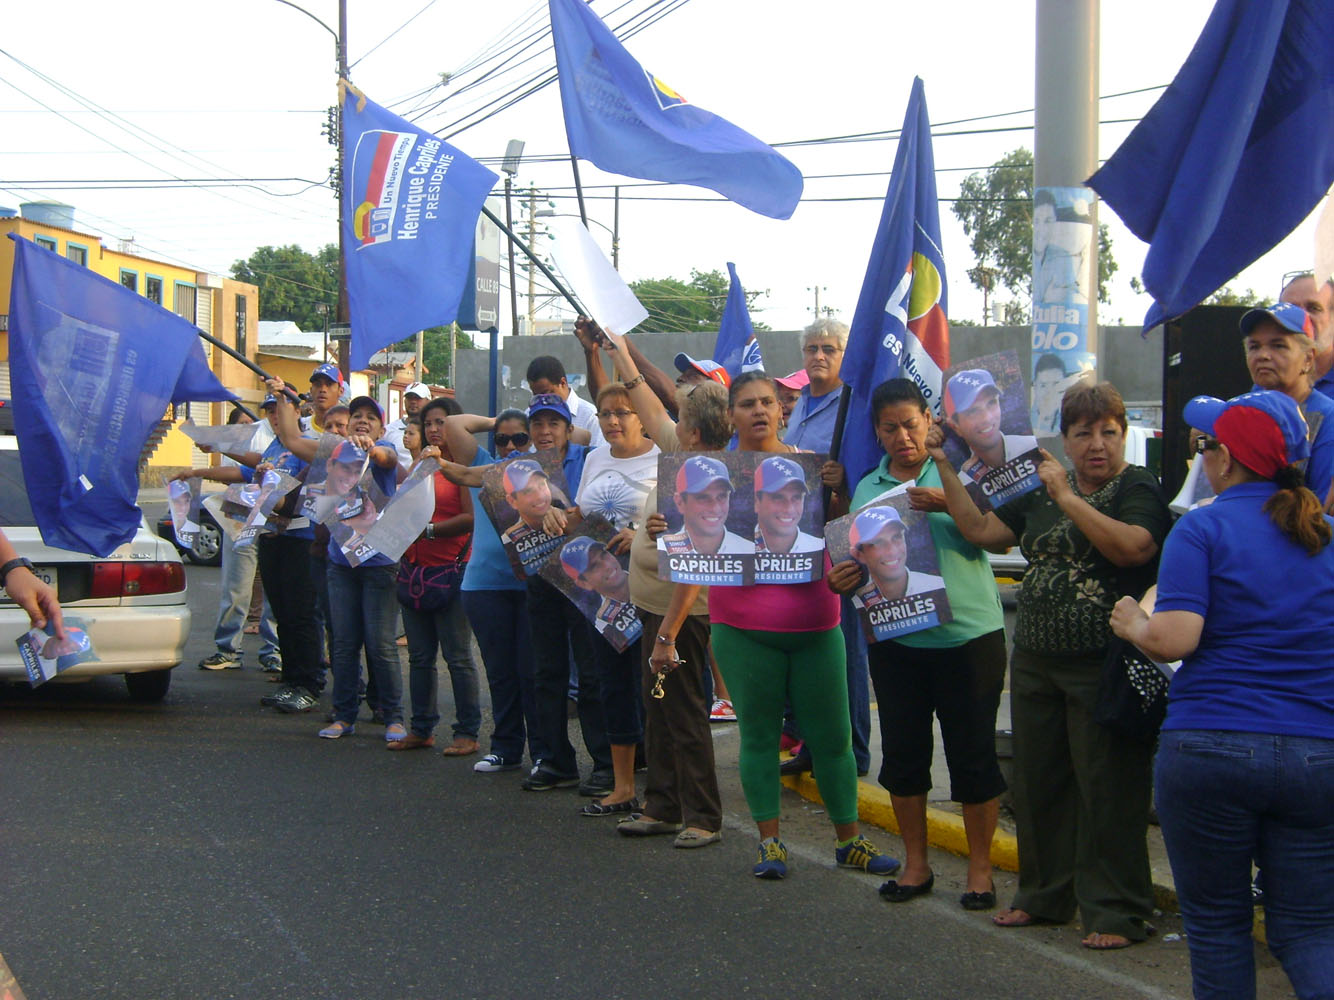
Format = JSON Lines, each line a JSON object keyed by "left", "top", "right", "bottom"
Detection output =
{"left": 579, "top": 797, "right": 641, "bottom": 817}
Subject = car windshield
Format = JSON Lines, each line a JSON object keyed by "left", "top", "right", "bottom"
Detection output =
{"left": 0, "top": 450, "right": 36, "bottom": 526}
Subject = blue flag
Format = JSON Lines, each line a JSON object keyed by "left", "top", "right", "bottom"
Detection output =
{"left": 1088, "top": 0, "right": 1334, "bottom": 330}
{"left": 341, "top": 85, "right": 498, "bottom": 371}
{"left": 712, "top": 262, "right": 763, "bottom": 378}
{"left": 548, "top": 0, "right": 803, "bottom": 220}
{"left": 7, "top": 235, "right": 236, "bottom": 556}
{"left": 839, "top": 78, "right": 951, "bottom": 487}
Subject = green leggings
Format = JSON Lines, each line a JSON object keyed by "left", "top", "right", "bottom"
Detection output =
{"left": 712, "top": 623, "right": 859, "bottom": 825}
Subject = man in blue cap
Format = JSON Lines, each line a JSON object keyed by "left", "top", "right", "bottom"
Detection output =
{"left": 661, "top": 456, "right": 752, "bottom": 555}
{"left": 308, "top": 362, "right": 345, "bottom": 432}
{"left": 849, "top": 506, "right": 943, "bottom": 607}
{"left": 944, "top": 369, "right": 1037, "bottom": 488}
{"left": 560, "top": 536, "right": 634, "bottom": 637}
{"left": 753, "top": 455, "right": 822, "bottom": 554}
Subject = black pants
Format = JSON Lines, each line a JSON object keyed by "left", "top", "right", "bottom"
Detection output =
{"left": 257, "top": 535, "right": 323, "bottom": 695}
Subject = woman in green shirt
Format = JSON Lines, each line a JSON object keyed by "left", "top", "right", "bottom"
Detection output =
{"left": 827, "top": 378, "right": 1007, "bottom": 908}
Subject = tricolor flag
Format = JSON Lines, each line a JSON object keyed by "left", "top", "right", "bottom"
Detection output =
{"left": 340, "top": 84, "right": 498, "bottom": 370}
{"left": 839, "top": 78, "right": 951, "bottom": 486}
{"left": 712, "top": 262, "right": 764, "bottom": 378}
{"left": 7, "top": 235, "right": 236, "bottom": 556}
{"left": 548, "top": 0, "right": 803, "bottom": 220}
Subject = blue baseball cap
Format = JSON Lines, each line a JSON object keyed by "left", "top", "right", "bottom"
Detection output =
{"left": 675, "top": 455, "right": 733, "bottom": 495}
{"left": 527, "top": 392, "right": 572, "bottom": 424}
{"left": 849, "top": 506, "right": 905, "bottom": 548}
{"left": 943, "top": 369, "right": 1000, "bottom": 418}
{"left": 559, "top": 536, "right": 607, "bottom": 581}
{"left": 260, "top": 394, "right": 278, "bottom": 410}
{"left": 503, "top": 458, "right": 548, "bottom": 494}
{"left": 311, "top": 362, "right": 343, "bottom": 386}
{"left": 754, "top": 455, "right": 808, "bottom": 494}
{"left": 1239, "top": 301, "right": 1314, "bottom": 338}
{"left": 330, "top": 440, "right": 368, "bottom": 466}
{"left": 1184, "top": 390, "right": 1310, "bottom": 477}
{"left": 347, "top": 395, "right": 383, "bottom": 422}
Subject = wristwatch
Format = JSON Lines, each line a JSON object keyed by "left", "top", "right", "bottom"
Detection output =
{"left": 0, "top": 556, "right": 35, "bottom": 589}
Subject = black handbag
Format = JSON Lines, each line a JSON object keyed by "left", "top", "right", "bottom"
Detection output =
{"left": 1094, "top": 637, "right": 1170, "bottom": 741}
{"left": 395, "top": 559, "right": 465, "bottom": 612}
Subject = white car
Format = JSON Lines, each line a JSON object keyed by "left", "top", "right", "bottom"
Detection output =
{"left": 0, "top": 437, "right": 190, "bottom": 701}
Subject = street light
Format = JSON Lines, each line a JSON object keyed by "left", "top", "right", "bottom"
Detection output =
{"left": 501, "top": 140, "right": 524, "bottom": 340}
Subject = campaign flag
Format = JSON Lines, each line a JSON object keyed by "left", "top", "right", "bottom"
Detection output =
{"left": 7, "top": 235, "right": 236, "bottom": 556}
{"left": 548, "top": 0, "right": 802, "bottom": 220}
{"left": 712, "top": 262, "right": 763, "bottom": 378}
{"left": 839, "top": 78, "right": 951, "bottom": 487}
{"left": 1088, "top": 0, "right": 1334, "bottom": 330}
{"left": 340, "top": 84, "right": 498, "bottom": 370}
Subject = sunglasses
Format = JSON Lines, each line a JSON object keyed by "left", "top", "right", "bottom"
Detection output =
{"left": 495, "top": 432, "right": 530, "bottom": 448}
{"left": 1192, "top": 436, "right": 1221, "bottom": 454}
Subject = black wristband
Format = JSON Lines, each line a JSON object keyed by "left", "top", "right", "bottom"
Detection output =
{"left": 0, "top": 557, "right": 35, "bottom": 589}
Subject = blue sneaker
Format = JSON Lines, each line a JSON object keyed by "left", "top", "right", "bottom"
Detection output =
{"left": 753, "top": 838, "right": 788, "bottom": 879}
{"left": 835, "top": 836, "right": 901, "bottom": 876}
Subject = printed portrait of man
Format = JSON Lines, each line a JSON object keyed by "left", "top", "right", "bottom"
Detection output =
{"left": 660, "top": 455, "right": 752, "bottom": 556}
{"left": 500, "top": 458, "right": 556, "bottom": 546}
{"left": 560, "top": 536, "right": 634, "bottom": 636}
{"left": 943, "top": 368, "right": 1038, "bottom": 488}
{"left": 752, "top": 455, "right": 823, "bottom": 555}
{"left": 849, "top": 506, "right": 944, "bottom": 606}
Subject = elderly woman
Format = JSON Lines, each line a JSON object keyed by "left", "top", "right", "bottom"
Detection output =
{"left": 826, "top": 378, "right": 1006, "bottom": 907}
{"left": 1242, "top": 301, "right": 1334, "bottom": 502}
{"left": 1112, "top": 390, "right": 1334, "bottom": 998}
{"left": 936, "top": 382, "right": 1171, "bottom": 949}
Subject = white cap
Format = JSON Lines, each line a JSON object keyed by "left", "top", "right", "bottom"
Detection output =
{"left": 404, "top": 382, "right": 430, "bottom": 398}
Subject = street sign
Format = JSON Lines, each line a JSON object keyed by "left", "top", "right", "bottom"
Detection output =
{"left": 458, "top": 197, "right": 502, "bottom": 333}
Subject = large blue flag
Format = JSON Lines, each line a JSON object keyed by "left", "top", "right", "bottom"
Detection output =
{"left": 712, "top": 262, "right": 763, "bottom": 378}
{"left": 1089, "top": 0, "right": 1334, "bottom": 330}
{"left": 548, "top": 0, "right": 803, "bottom": 220}
{"left": 7, "top": 235, "right": 236, "bottom": 556}
{"left": 839, "top": 78, "right": 951, "bottom": 487}
{"left": 340, "top": 84, "right": 498, "bottom": 370}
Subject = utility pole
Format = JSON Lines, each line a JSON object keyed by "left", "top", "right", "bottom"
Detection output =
{"left": 807, "top": 284, "right": 826, "bottom": 321}
{"left": 336, "top": 0, "right": 350, "bottom": 381}
{"left": 526, "top": 185, "right": 538, "bottom": 334}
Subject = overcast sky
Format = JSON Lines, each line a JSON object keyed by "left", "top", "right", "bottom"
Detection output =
{"left": 2, "top": 0, "right": 1323, "bottom": 337}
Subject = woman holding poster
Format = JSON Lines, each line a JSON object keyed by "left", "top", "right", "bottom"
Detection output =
{"left": 826, "top": 378, "right": 1007, "bottom": 908}
{"left": 660, "top": 372, "right": 900, "bottom": 879}
{"left": 934, "top": 381, "right": 1171, "bottom": 949}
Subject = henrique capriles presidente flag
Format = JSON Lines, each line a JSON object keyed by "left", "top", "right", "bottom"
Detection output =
{"left": 7, "top": 235, "right": 236, "bottom": 556}
{"left": 839, "top": 78, "right": 950, "bottom": 486}
{"left": 1089, "top": 0, "right": 1334, "bottom": 330}
{"left": 341, "top": 82, "right": 498, "bottom": 370}
{"left": 548, "top": 0, "right": 802, "bottom": 220}
{"left": 712, "top": 262, "right": 764, "bottom": 378}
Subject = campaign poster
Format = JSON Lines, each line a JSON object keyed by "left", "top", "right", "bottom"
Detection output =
{"left": 300, "top": 433, "right": 360, "bottom": 523}
{"left": 825, "top": 491, "right": 952, "bottom": 643}
{"left": 656, "top": 451, "right": 825, "bottom": 586}
{"left": 538, "top": 516, "right": 642, "bottom": 653}
{"left": 167, "top": 479, "right": 201, "bottom": 548}
{"left": 939, "top": 350, "right": 1043, "bottom": 512}
{"left": 234, "top": 469, "right": 301, "bottom": 549}
{"left": 1031, "top": 184, "right": 1097, "bottom": 426}
{"left": 479, "top": 449, "right": 575, "bottom": 579}
{"left": 18, "top": 616, "right": 98, "bottom": 687}
{"left": 343, "top": 458, "right": 438, "bottom": 567}
{"left": 178, "top": 418, "right": 260, "bottom": 455}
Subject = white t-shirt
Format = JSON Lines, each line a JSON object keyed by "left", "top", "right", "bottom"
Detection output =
{"left": 383, "top": 417, "right": 411, "bottom": 468}
{"left": 566, "top": 391, "right": 606, "bottom": 449}
{"left": 575, "top": 443, "right": 660, "bottom": 529}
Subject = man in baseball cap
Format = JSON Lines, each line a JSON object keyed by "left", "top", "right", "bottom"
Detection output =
{"left": 502, "top": 458, "right": 556, "bottom": 539}
{"left": 753, "top": 455, "right": 822, "bottom": 554}
{"left": 384, "top": 382, "right": 431, "bottom": 467}
{"left": 661, "top": 456, "right": 752, "bottom": 555}
{"left": 944, "top": 368, "right": 1037, "bottom": 487}
{"left": 673, "top": 353, "right": 732, "bottom": 389}
{"left": 1279, "top": 273, "right": 1334, "bottom": 397}
{"left": 850, "top": 506, "right": 943, "bottom": 606}
{"left": 560, "top": 536, "right": 632, "bottom": 609}
{"left": 308, "top": 362, "right": 344, "bottom": 431}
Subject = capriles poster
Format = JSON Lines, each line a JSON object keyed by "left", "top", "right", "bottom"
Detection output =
{"left": 939, "top": 349, "right": 1043, "bottom": 512}
{"left": 479, "top": 450, "right": 575, "bottom": 579}
{"left": 342, "top": 458, "right": 438, "bottom": 567}
{"left": 167, "top": 478, "right": 201, "bottom": 548}
{"left": 825, "top": 491, "right": 952, "bottom": 643}
{"left": 656, "top": 451, "right": 825, "bottom": 586}
{"left": 18, "top": 616, "right": 98, "bottom": 687}
{"left": 538, "top": 515, "right": 642, "bottom": 652}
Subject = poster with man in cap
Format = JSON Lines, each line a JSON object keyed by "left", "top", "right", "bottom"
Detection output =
{"left": 939, "top": 349, "right": 1042, "bottom": 511}
{"left": 479, "top": 451, "right": 574, "bottom": 578}
{"left": 825, "top": 492, "right": 952, "bottom": 643}
{"left": 751, "top": 453, "right": 825, "bottom": 583}
{"left": 657, "top": 452, "right": 752, "bottom": 585}
{"left": 167, "top": 478, "right": 201, "bottom": 547}
{"left": 538, "top": 518, "right": 642, "bottom": 652}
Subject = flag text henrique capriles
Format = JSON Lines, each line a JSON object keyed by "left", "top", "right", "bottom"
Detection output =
{"left": 397, "top": 138, "right": 454, "bottom": 241}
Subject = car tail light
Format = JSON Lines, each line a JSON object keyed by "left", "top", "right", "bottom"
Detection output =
{"left": 89, "top": 561, "right": 186, "bottom": 598}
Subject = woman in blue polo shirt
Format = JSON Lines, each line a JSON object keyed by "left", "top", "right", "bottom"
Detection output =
{"left": 1112, "top": 389, "right": 1334, "bottom": 1000}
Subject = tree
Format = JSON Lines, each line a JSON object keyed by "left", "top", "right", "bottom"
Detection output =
{"left": 952, "top": 148, "right": 1118, "bottom": 322}
{"left": 1203, "top": 285, "right": 1265, "bottom": 307}
{"left": 629, "top": 269, "right": 770, "bottom": 333}
{"left": 231, "top": 244, "right": 338, "bottom": 331}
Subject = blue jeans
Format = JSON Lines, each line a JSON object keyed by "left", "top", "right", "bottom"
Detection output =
{"left": 463, "top": 589, "right": 546, "bottom": 764}
{"left": 214, "top": 530, "right": 278, "bottom": 660}
{"left": 401, "top": 593, "right": 480, "bottom": 740}
{"left": 841, "top": 596, "right": 871, "bottom": 774}
{"left": 1156, "top": 730, "right": 1334, "bottom": 1000}
{"left": 327, "top": 562, "right": 402, "bottom": 726}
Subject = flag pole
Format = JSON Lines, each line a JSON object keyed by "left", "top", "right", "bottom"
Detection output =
{"left": 194, "top": 329, "right": 297, "bottom": 416}
{"left": 570, "top": 155, "right": 590, "bottom": 227}
{"left": 824, "top": 384, "right": 852, "bottom": 514}
{"left": 481, "top": 204, "right": 589, "bottom": 317}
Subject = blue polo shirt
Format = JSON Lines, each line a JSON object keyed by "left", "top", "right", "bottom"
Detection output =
{"left": 1300, "top": 387, "right": 1334, "bottom": 502}
{"left": 1155, "top": 481, "right": 1334, "bottom": 740}
{"left": 784, "top": 385, "right": 841, "bottom": 452}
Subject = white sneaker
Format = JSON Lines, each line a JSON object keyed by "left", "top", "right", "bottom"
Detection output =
{"left": 473, "top": 753, "right": 522, "bottom": 773}
{"left": 709, "top": 699, "right": 736, "bottom": 722}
